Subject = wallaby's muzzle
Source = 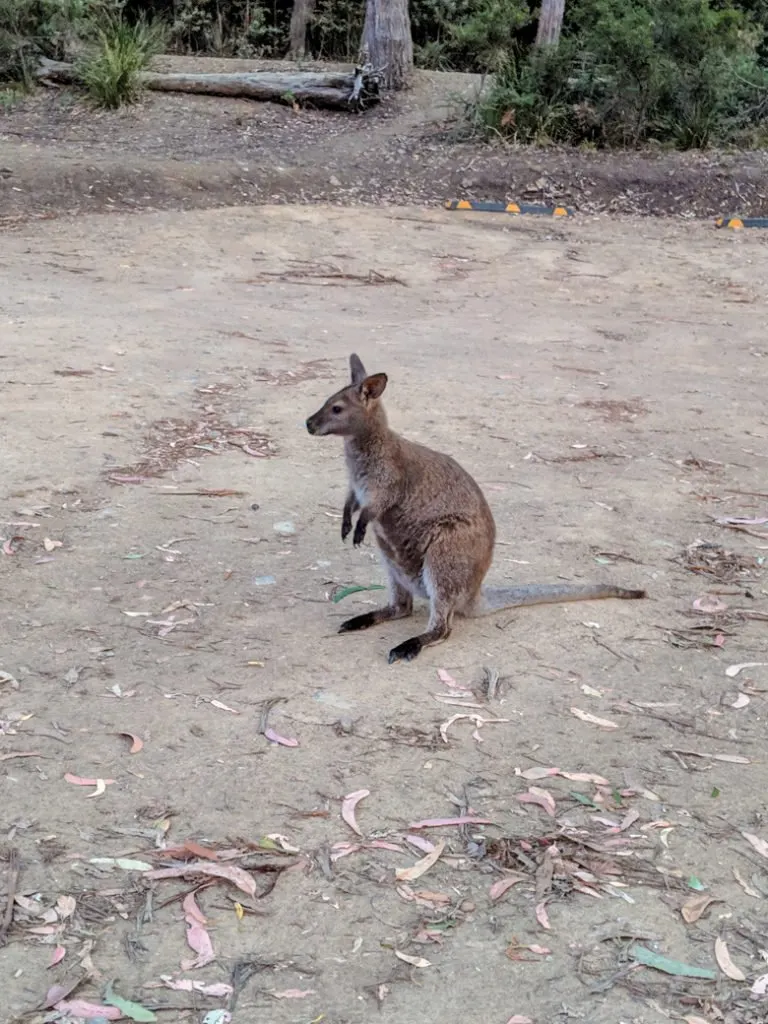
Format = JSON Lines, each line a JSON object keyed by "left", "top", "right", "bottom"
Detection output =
{"left": 306, "top": 410, "right": 328, "bottom": 436}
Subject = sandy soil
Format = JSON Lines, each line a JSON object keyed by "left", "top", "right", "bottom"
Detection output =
{"left": 1, "top": 203, "right": 768, "bottom": 1024}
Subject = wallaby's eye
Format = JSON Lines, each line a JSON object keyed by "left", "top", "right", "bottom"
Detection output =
{"left": 332, "top": 405, "right": 343, "bottom": 414}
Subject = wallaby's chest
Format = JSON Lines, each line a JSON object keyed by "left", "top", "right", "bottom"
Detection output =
{"left": 344, "top": 448, "right": 372, "bottom": 507}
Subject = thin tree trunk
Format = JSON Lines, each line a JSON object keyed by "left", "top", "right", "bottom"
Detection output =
{"left": 535, "top": 0, "right": 565, "bottom": 46}
{"left": 361, "top": 0, "right": 414, "bottom": 91}
{"left": 288, "top": 0, "right": 317, "bottom": 59}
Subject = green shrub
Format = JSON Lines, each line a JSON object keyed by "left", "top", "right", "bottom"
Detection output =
{"left": 77, "top": 11, "right": 166, "bottom": 108}
{"left": 0, "top": 0, "right": 94, "bottom": 85}
{"left": 409, "top": 0, "right": 532, "bottom": 71}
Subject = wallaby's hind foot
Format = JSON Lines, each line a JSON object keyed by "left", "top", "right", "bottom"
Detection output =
{"left": 388, "top": 599, "right": 454, "bottom": 664}
{"left": 388, "top": 637, "right": 423, "bottom": 663}
{"left": 388, "top": 622, "right": 453, "bottom": 664}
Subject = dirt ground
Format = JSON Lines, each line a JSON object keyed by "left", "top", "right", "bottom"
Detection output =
{"left": 1, "top": 200, "right": 768, "bottom": 1024}
{"left": 2, "top": 54, "right": 768, "bottom": 1024}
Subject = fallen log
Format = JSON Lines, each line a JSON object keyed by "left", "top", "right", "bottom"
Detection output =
{"left": 35, "top": 58, "right": 382, "bottom": 111}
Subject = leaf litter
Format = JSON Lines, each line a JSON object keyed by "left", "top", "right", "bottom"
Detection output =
{"left": 629, "top": 945, "right": 717, "bottom": 980}
{"left": 181, "top": 891, "right": 215, "bottom": 970}
{"left": 116, "top": 731, "right": 144, "bottom": 753}
{"left": 145, "top": 861, "right": 257, "bottom": 897}
{"left": 439, "top": 712, "right": 509, "bottom": 743}
{"left": 681, "top": 893, "right": 719, "bottom": 923}
{"left": 742, "top": 832, "right": 768, "bottom": 858}
{"left": 104, "top": 979, "right": 157, "bottom": 1022}
{"left": 713, "top": 936, "right": 746, "bottom": 981}
{"left": 726, "top": 662, "right": 767, "bottom": 678}
{"left": 395, "top": 840, "right": 445, "bottom": 881}
{"left": 517, "top": 787, "right": 557, "bottom": 817}
{"left": 570, "top": 707, "right": 619, "bottom": 729}
{"left": 55, "top": 1001, "right": 122, "bottom": 1020}
{"left": 341, "top": 789, "right": 369, "bottom": 836}
{"left": 150, "top": 977, "right": 233, "bottom": 997}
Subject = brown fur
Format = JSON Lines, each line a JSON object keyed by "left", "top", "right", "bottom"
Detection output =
{"left": 306, "top": 354, "right": 646, "bottom": 664}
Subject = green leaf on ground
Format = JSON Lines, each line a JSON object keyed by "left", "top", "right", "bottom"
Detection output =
{"left": 629, "top": 945, "right": 716, "bottom": 980}
{"left": 331, "top": 584, "right": 385, "bottom": 604}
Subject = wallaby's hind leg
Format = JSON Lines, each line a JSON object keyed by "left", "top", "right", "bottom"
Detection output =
{"left": 338, "top": 575, "right": 413, "bottom": 634}
{"left": 387, "top": 596, "right": 454, "bottom": 664}
{"left": 387, "top": 538, "right": 480, "bottom": 664}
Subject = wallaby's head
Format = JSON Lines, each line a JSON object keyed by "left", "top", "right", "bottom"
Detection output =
{"left": 306, "top": 354, "right": 388, "bottom": 438}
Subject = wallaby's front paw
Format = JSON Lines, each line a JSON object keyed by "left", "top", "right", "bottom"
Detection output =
{"left": 352, "top": 517, "right": 367, "bottom": 547}
{"left": 387, "top": 637, "right": 423, "bottom": 664}
{"left": 341, "top": 510, "right": 353, "bottom": 542}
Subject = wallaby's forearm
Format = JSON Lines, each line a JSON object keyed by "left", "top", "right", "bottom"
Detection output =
{"left": 352, "top": 506, "right": 372, "bottom": 547}
{"left": 342, "top": 491, "right": 372, "bottom": 547}
{"left": 341, "top": 490, "right": 359, "bottom": 542}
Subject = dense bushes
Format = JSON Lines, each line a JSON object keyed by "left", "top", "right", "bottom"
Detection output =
{"left": 0, "top": 0, "right": 92, "bottom": 84}
{"left": 2, "top": 0, "right": 767, "bottom": 147}
{"left": 479, "top": 0, "right": 768, "bottom": 147}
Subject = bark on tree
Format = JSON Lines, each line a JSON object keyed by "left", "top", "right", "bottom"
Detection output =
{"left": 535, "top": 0, "right": 566, "bottom": 46}
{"left": 361, "top": 0, "right": 414, "bottom": 91}
{"left": 288, "top": 0, "right": 317, "bottom": 58}
{"left": 35, "top": 59, "right": 381, "bottom": 111}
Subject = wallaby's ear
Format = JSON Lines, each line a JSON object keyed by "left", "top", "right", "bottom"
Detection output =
{"left": 360, "top": 373, "right": 387, "bottom": 402}
{"left": 349, "top": 353, "right": 367, "bottom": 385}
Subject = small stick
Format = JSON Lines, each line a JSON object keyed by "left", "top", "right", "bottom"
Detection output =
{"left": 0, "top": 848, "right": 20, "bottom": 946}
{"left": 258, "top": 697, "right": 286, "bottom": 735}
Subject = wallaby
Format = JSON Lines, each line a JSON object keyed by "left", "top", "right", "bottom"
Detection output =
{"left": 306, "top": 354, "right": 646, "bottom": 664}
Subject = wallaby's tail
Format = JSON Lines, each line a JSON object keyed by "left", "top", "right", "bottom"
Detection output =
{"left": 468, "top": 582, "right": 647, "bottom": 618}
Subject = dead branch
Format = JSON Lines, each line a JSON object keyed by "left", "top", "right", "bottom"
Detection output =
{"left": 35, "top": 58, "right": 383, "bottom": 111}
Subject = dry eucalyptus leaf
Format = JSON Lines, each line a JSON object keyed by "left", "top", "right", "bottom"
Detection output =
{"left": 732, "top": 867, "right": 761, "bottom": 898}
{"left": 394, "top": 950, "right": 431, "bottom": 968}
{"left": 395, "top": 840, "right": 445, "bottom": 882}
{"left": 681, "top": 893, "right": 717, "bottom": 924}
{"left": 742, "top": 832, "right": 768, "bottom": 859}
{"left": 517, "top": 766, "right": 558, "bottom": 781}
{"left": 56, "top": 895, "right": 76, "bottom": 919}
{"left": 570, "top": 707, "right": 618, "bottom": 729}
{"left": 517, "top": 787, "right": 556, "bottom": 817}
{"left": 341, "top": 789, "right": 369, "bottom": 836}
{"left": 725, "top": 662, "right": 767, "bottom": 678}
{"left": 714, "top": 937, "right": 746, "bottom": 981}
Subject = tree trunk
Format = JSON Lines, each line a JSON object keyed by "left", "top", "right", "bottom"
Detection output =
{"left": 288, "top": 0, "right": 317, "bottom": 59}
{"left": 35, "top": 59, "right": 381, "bottom": 111}
{"left": 535, "top": 0, "right": 566, "bottom": 46}
{"left": 361, "top": 0, "right": 413, "bottom": 91}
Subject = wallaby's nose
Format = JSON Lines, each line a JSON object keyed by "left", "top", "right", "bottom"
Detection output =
{"left": 306, "top": 417, "right": 316, "bottom": 435}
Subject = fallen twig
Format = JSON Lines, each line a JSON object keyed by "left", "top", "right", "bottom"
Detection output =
{"left": 0, "top": 848, "right": 20, "bottom": 946}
